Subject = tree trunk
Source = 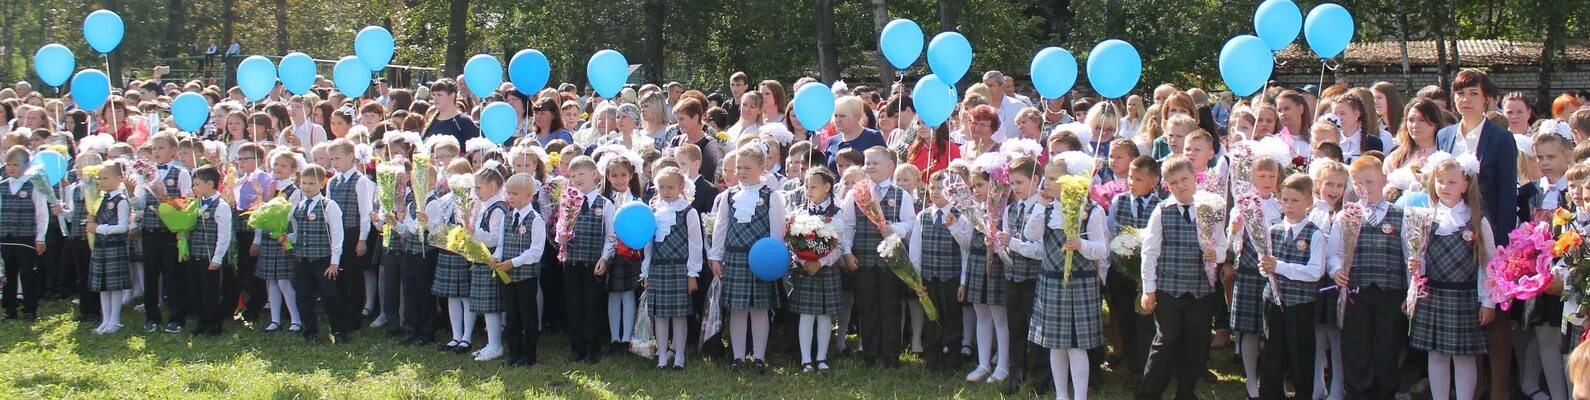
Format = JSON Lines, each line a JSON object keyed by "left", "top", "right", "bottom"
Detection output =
{"left": 938, "top": 0, "right": 958, "bottom": 32}
{"left": 1446, "top": 0, "right": 1458, "bottom": 76}
{"left": 1432, "top": 0, "right": 1448, "bottom": 88}
{"left": 643, "top": 0, "right": 666, "bottom": 84}
{"left": 222, "top": 0, "right": 236, "bottom": 90}
{"left": 275, "top": 0, "right": 288, "bottom": 54}
{"left": 444, "top": 0, "right": 469, "bottom": 77}
{"left": 1396, "top": 0, "right": 1411, "bottom": 89}
{"left": 104, "top": 0, "right": 123, "bottom": 87}
{"left": 1535, "top": 1, "right": 1563, "bottom": 113}
{"left": 3, "top": 0, "right": 16, "bottom": 83}
{"left": 816, "top": 0, "right": 840, "bottom": 83}
{"left": 1105, "top": 0, "right": 1123, "bottom": 38}
{"left": 163, "top": 0, "right": 187, "bottom": 60}
{"left": 871, "top": 0, "right": 891, "bottom": 86}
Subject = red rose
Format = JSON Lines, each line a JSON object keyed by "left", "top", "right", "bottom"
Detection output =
{"left": 1291, "top": 156, "right": 1306, "bottom": 167}
{"left": 807, "top": 232, "right": 816, "bottom": 239}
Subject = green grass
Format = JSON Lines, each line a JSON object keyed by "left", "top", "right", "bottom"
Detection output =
{"left": 0, "top": 300, "right": 1251, "bottom": 399}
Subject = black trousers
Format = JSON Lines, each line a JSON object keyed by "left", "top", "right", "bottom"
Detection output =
{"left": 43, "top": 220, "right": 70, "bottom": 297}
{"left": 1006, "top": 278, "right": 1051, "bottom": 388}
{"left": 1342, "top": 286, "right": 1407, "bottom": 400}
{"left": 856, "top": 266, "right": 904, "bottom": 364}
{"left": 564, "top": 262, "right": 605, "bottom": 357}
{"left": 65, "top": 237, "right": 97, "bottom": 317}
{"left": 224, "top": 230, "right": 265, "bottom": 321}
{"left": 504, "top": 277, "right": 540, "bottom": 362}
{"left": 292, "top": 256, "right": 351, "bottom": 336}
{"left": 1105, "top": 268, "right": 1151, "bottom": 375}
{"left": 539, "top": 245, "right": 565, "bottom": 332}
{"left": 192, "top": 260, "right": 227, "bottom": 334}
{"left": 400, "top": 251, "right": 436, "bottom": 341}
{"left": 0, "top": 235, "right": 41, "bottom": 316}
{"left": 338, "top": 229, "right": 367, "bottom": 322}
{"left": 1259, "top": 300, "right": 1317, "bottom": 400}
{"left": 921, "top": 277, "right": 963, "bottom": 369}
{"left": 1136, "top": 292, "right": 1213, "bottom": 400}
{"left": 378, "top": 247, "right": 403, "bottom": 334}
{"left": 140, "top": 230, "right": 181, "bottom": 324}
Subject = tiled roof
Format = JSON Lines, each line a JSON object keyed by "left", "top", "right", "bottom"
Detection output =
{"left": 1275, "top": 39, "right": 1590, "bottom": 70}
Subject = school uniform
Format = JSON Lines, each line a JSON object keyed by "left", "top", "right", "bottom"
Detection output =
{"left": 64, "top": 182, "right": 99, "bottom": 318}
{"left": 496, "top": 200, "right": 547, "bottom": 365}
{"left": 836, "top": 179, "right": 913, "bottom": 365}
{"left": 327, "top": 167, "right": 374, "bottom": 322}
{"left": 1107, "top": 191, "right": 1161, "bottom": 376}
{"left": 397, "top": 186, "right": 445, "bottom": 344}
{"left": 603, "top": 192, "right": 641, "bottom": 294}
{"left": 909, "top": 203, "right": 971, "bottom": 369}
{"left": 289, "top": 194, "right": 349, "bottom": 340}
{"left": 788, "top": 197, "right": 841, "bottom": 317}
{"left": 1307, "top": 200, "right": 1344, "bottom": 325}
{"left": 88, "top": 190, "right": 133, "bottom": 293}
{"left": 711, "top": 184, "right": 786, "bottom": 311}
{"left": 644, "top": 199, "right": 702, "bottom": 319}
{"left": 1227, "top": 195, "right": 1281, "bottom": 334}
{"left": 1030, "top": 201, "right": 1108, "bottom": 351}
{"left": 1257, "top": 217, "right": 1329, "bottom": 400}
{"left": 189, "top": 193, "right": 234, "bottom": 336}
{"left": 255, "top": 183, "right": 301, "bottom": 282}
{"left": 1004, "top": 194, "right": 1049, "bottom": 388}
{"left": 226, "top": 168, "right": 272, "bottom": 323}
{"left": 563, "top": 188, "right": 616, "bottom": 360}
{"left": 1408, "top": 201, "right": 1495, "bottom": 356}
{"left": 964, "top": 215, "right": 1007, "bottom": 306}
{"left": 135, "top": 161, "right": 192, "bottom": 329}
{"left": 467, "top": 194, "right": 509, "bottom": 314}
{"left": 1339, "top": 201, "right": 1412, "bottom": 399}
{"left": 430, "top": 192, "right": 470, "bottom": 299}
{"left": 376, "top": 186, "right": 412, "bottom": 336}
{"left": 1137, "top": 195, "right": 1228, "bottom": 400}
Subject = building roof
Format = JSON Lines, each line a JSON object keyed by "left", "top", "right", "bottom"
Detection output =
{"left": 1275, "top": 39, "right": 1590, "bottom": 71}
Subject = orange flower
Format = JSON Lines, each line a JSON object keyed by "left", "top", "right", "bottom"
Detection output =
{"left": 1555, "top": 231, "right": 1583, "bottom": 257}
{"left": 1555, "top": 208, "right": 1575, "bottom": 227}
{"left": 162, "top": 197, "right": 193, "bottom": 209}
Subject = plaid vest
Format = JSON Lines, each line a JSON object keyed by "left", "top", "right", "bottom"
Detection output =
{"left": 653, "top": 208, "right": 692, "bottom": 265}
{"left": 140, "top": 167, "right": 184, "bottom": 232}
{"left": 1155, "top": 202, "right": 1213, "bottom": 296}
{"left": 328, "top": 171, "right": 363, "bottom": 231}
{"left": 918, "top": 208, "right": 964, "bottom": 280}
{"left": 1110, "top": 193, "right": 1160, "bottom": 232}
{"left": 500, "top": 206, "right": 542, "bottom": 281}
{"left": 1351, "top": 205, "right": 1407, "bottom": 290}
{"left": 292, "top": 198, "right": 333, "bottom": 260}
{"left": 1004, "top": 200, "right": 1043, "bottom": 281}
{"left": 477, "top": 199, "right": 509, "bottom": 248}
{"left": 852, "top": 185, "right": 903, "bottom": 268}
{"left": 1267, "top": 221, "right": 1321, "bottom": 305}
{"left": 725, "top": 186, "right": 773, "bottom": 252}
{"left": 0, "top": 179, "right": 35, "bottom": 237}
{"left": 189, "top": 197, "right": 227, "bottom": 261}
{"left": 566, "top": 195, "right": 609, "bottom": 264}
{"left": 68, "top": 182, "right": 89, "bottom": 238}
{"left": 1042, "top": 205, "right": 1096, "bottom": 277}
{"left": 95, "top": 193, "right": 128, "bottom": 247}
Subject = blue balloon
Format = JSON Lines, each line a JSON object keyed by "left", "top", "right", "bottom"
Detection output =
{"left": 879, "top": 19, "right": 924, "bottom": 71}
{"left": 613, "top": 201, "right": 658, "bottom": 249}
{"left": 354, "top": 26, "right": 395, "bottom": 71}
{"left": 82, "top": 10, "right": 124, "bottom": 54}
{"left": 1219, "top": 35, "right": 1275, "bottom": 97}
{"left": 479, "top": 102, "right": 517, "bottom": 146}
{"left": 1254, "top": 0, "right": 1302, "bottom": 51}
{"left": 1029, "top": 47, "right": 1078, "bottom": 100}
{"left": 926, "top": 32, "right": 973, "bottom": 83}
{"left": 464, "top": 54, "right": 503, "bottom": 99}
{"left": 912, "top": 74, "right": 956, "bottom": 128}
{"left": 1086, "top": 40, "right": 1142, "bottom": 99}
{"left": 1396, "top": 191, "right": 1430, "bottom": 209}
{"left": 792, "top": 83, "right": 836, "bottom": 129}
{"left": 1304, "top": 3, "right": 1355, "bottom": 59}
{"left": 333, "top": 56, "right": 370, "bottom": 97}
{"left": 69, "top": 69, "right": 110, "bottom": 112}
{"left": 236, "top": 56, "right": 277, "bottom": 102}
{"left": 586, "top": 50, "right": 629, "bottom": 99}
{"left": 31, "top": 150, "right": 67, "bottom": 186}
{"left": 171, "top": 93, "right": 211, "bottom": 133}
{"left": 509, "top": 49, "right": 551, "bottom": 95}
{"left": 33, "top": 44, "right": 74, "bottom": 87}
{"left": 748, "top": 237, "right": 791, "bottom": 282}
{"left": 278, "top": 52, "right": 316, "bottom": 95}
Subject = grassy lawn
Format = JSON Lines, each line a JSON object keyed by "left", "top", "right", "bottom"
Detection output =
{"left": 0, "top": 300, "right": 1251, "bottom": 399}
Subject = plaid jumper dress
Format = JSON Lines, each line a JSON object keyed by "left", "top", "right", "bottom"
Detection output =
{"left": 787, "top": 201, "right": 842, "bottom": 316}
{"left": 647, "top": 208, "right": 694, "bottom": 318}
{"left": 1264, "top": 222, "right": 1322, "bottom": 307}
{"left": 432, "top": 199, "right": 471, "bottom": 298}
{"left": 1409, "top": 231, "right": 1488, "bottom": 355}
{"left": 723, "top": 186, "right": 778, "bottom": 310}
{"left": 467, "top": 201, "right": 510, "bottom": 313}
{"left": 255, "top": 185, "right": 298, "bottom": 280}
{"left": 605, "top": 194, "right": 641, "bottom": 294}
{"left": 1230, "top": 232, "right": 1268, "bottom": 333}
{"left": 965, "top": 227, "right": 1007, "bottom": 305}
{"left": 1030, "top": 205, "right": 1104, "bottom": 350}
{"left": 1156, "top": 203, "right": 1215, "bottom": 297}
{"left": 89, "top": 193, "right": 132, "bottom": 292}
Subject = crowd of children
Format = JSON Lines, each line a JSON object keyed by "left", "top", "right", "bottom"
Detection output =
{"left": 12, "top": 67, "right": 1590, "bottom": 400}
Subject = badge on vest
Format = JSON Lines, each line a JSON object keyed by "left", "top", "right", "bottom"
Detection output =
{"left": 201, "top": 211, "right": 212, "bottom": 220}
{"left": 593, "top": 206, "right": 604, "bottom": 217}
{"left": 1381, "top": 222, "right": 1394, "bottom": 234}
{"left": 308, "top": 212, "right": 317, "bottom": 221}
{"left": 148, "top": 204, "right": 157, "bottom": 211}
{"left": 17, "top": 191, "right": 26, "bottom": 199}
{"left": 886, "top": 198, "right": 896, "bottom": 208}
{"left": 518, "top": 225, "right": 528, "bottom": 235}
{"left": 166, "top": 178, "right": 177, "bottom": 187}
{"left": 1462, "top": 229, "right": 1474, "bottom": 242}
{"left": 106, "top": 202, "right": 115, "bottom": 211}
{"left": 1296, "top": 239, "right": 1309, "bottom": 251}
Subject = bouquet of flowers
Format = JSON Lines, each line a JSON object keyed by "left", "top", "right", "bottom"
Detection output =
{"left": 786, "top": 212, "right": 840, "bottom": 262}
{"left": 81, "top": 164, "right": 104, "bottom": 249}
{"left": 1057, "top": 174, "right": 1092, "bottom": 281}
{"left": 1192, "top": 191, "right": 1225, "bottom": 286}
{"left": 1089, "top": 180, "right": 1128, "bottom": 212}
{"left": 1553, "top": 229, "right": 1590, "bottom": 320}
{"left": 554, "top": 183, "right": 584, "bottom": 263}
{"left": 410, "top": 154, "right": 433, "bottom": 239}
{"left": 1485, "top": 221, "right": 1556, "bottom": 309}
{"left": 1195, "top": 170, "right": 1224, "bottom": 195}
{"left": 879, "top": 235, "right": 940, "bottom": 321}
{"left": 157, "top": 197, "right": 201, "bottom": 262}
{"left": 1334, "top": 201, "right": 1368, "bottom": 327}
{"left": 376, "top": 161, "right": 405, "bottom": 247}
{"left": 448, "top": 174, "right": 476, "bottom": 227}
{"left": 616, "top": 242, "right": 645, "bottom": 262}
{"left": 1111, "top": 226, "right": 1148, "bottom": 314}
{"left": 1232, "top": 185, "right": 1283, "bottom": 306}
{"left": 130, "top": 158, "right": 157, "bottom": 187}
{"left": 443, "top": 225, "right": 511, "bottom": 284}
{"left": 246, "top": 196, "right": 295, "bottom": 250}
{"left": 1402, "top": 207, "right": 1436, "bottom": 315}
{"left": 23, "top": 165, "right": 58, "bottom": 206}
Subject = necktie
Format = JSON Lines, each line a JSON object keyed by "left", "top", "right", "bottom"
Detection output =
{"left": 1136, "top": 197, "right": 1147, "bottom": 219}
{"left": 935, "top": 209, "right": 943, "bottom": 226}
{"left": 1181, "top": 204, "right": 1193, "bottom": 223}
{"left": 158, "top": 164, "right": 169, "bottom": 170}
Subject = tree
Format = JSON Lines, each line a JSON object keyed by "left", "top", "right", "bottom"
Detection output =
{"left": 815, "top": 0, "right": 840, "bottom": 83}
{"left": 644, "top": 0, "right": 666, "bottom": 84}
{"left": 938, "top": 0, "right": 958, "bottom": 32}
{"left": 275, "top": 0, "right": 288, "bottom": 54}
{"left": 444, "top": 0, "right": 467, "bottom": 76}
{"left": 870, "top": 0, "right": 891, "bottom": 85}
{"left": 162, "top": 0, "right": 188, "bottom": 60}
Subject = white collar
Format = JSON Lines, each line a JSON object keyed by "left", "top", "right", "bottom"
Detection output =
{"left": 1434, "top": 200, "right": 1472, "bottom": 235}
{"left": 336, "top": 168, "right": 359, "bottom": 179}
{"left": 1281, "top": 216, "right": 1310, "bottom": 236}
{"left": 512, "top": 204, "right": 535, "bottom": 219}
{"left": 479, "top": 193, "right": 504, "bottom": 206}
{"left": 1543, "top": 177, "right": 1568, "bottom": 192}
{"left": 107, "top": 188, "right": 126, "bottom": 197}
{"left": 874, "top": 179, "right": 894, "bottom": 190}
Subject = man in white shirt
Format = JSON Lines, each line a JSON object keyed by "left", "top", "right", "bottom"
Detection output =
{"left": 982, "top": 71, "right": 1028, "bottom": 142}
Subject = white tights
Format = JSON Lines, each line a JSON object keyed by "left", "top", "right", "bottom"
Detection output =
{"left": 363, "top": 270, "right": 378, "bottom": 312}
{"left": 1314, "top": 324, "right": 1344, "bottom": 400}
{"left": 447, "top": 298, "right": 475, "bottom": 343}
{"left": 906, "top": 299, "right": 925, "bottom": 352}
{"left": 607, "top": 291, "right": 636, "bottom": 343}
{"left": 836, "top": 292, "right": 855, "bottom": 351}
{"left": 481, "top": 312, "right": 504, "bottom": 353}
{"left": 973, "top": 304, "right": 1011, "bottom": 373}
{"left": 1050, "top": 348, "right": 1090, "bottom": 400}
{"left": 1240, "top": 333, "right": 1262, "bottom": 398}
{"left": 728, "top": 308, "right": 770, "bottom": 360}
{"left": 1427, "top": 352, "right": 1479, "bottom": 400}
{"left": 798, "top": 314, "right": 834, "bottom": 364}
{"left": 1518, "top": 326, "right": 1568, "bottom": 400}
{"left": 653, "top": 317, "right": 687, "bottom": 367}
{"left": 96, "top": 290, "right": 126, "bottom": 330}
{"left": 265, "top": 279, "right": 302, "bottom": 325}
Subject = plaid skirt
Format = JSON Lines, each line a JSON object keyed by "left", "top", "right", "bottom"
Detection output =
{"left": 468, "top": 264, "right": 505, "bottom": 313}
{"left": 1409, "top": 285, "right": 1488, "bottom": 355}
{"left": 255, "top": 234, "right": 293, "bottom": 280}
{"left": 606, "top": 257, "right": 640, "bottom": 293}
{"left": 723, "top": 249, "right": 778, "bottom": 310}
{"left": 431, "top": 251, "right": 471, "bottom": 298}
{"left": 966, "top": 255, "right": 1008, "bottom": 305}
{"left": 787, "top": 264, "right": 842, "bottom": 315}
{"left": 1230, "top": 268, "right": 1268, "bottom": 333}
{"left": 1029, "top": 271, "right": 1103, "bottom": 349}
{"left": 647, "top": 262, "right": 692, "bottom": 318}
{"left": 89, "top": 237, "right": 132, "bottom": 292}
{"left": 1566, "top": 323, "right": 1585, "bottom": 354}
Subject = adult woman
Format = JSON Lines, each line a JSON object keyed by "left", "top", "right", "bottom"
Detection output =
{"left": 65, "top": 109, "right": 90, "bottom": 140}
{"left": 15, "top": 105, "right": 52, "bottom": 132}
{"left": 1502, "top": 92, "right": 1535, "bottom": 135}
{"left": 1149, "top": 92, "right": 1196, "bottom": 158}
{"left": 603, "top": 104, "right": 654, "bottom": 152}
{"left": 1371, "top": 82, "right": 1405, "bottom": 137}
{"left": 1276, "top": 90, "right": 1312, "bottom": 142}
{"left": 1120, "top": 95, "right": 1146, "bottom": 139}
{"left": 671, "top": 98, "right": 725, "bottom": 182}
{"left": 907, "top": 118, "right": 959, "bottom": 181}
{"left": 823, "top": 95, "right": 887, "bottom": 170}
{"left": 1014, "top": 107, "right": 1045, "bottom": 142}
{"left": 727, "top": 92, "right": 763, "bottom": 144}
{"left": 507, "top": 91, "right": 536, "bottom": 140}
{"left": 1384, "top": 99, "right": 1447, "bottom": 173}
{"left": 531, "top": 97, "right": 573, "bottom": 147}
{"left": 640, "top": 92, "right": 671, "bottom": 147}
{"left": 1084, "top": 103, "right": 1122, "bottom": 159}
{"left": 960, "top": 105, "right": 1001, "bottom": 160}
{"left": 1553, "top": 92, "right": 1583, "bottom": 120}
{"left": 759, "top": 80, "right": 787, "bottom": 124}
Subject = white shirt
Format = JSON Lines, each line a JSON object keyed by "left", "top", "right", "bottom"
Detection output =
{"left": 92, "top": 189, "right": 132, "bottom": 235}
{"left": 1431, "top": 199, "right": 1497, "bottom": 307}
{"left": 6, "top": 176, "right": 49, "bottom": 242}
{"left": 641, "top": 198, "right": 704, "bottom": 278}
{"left": 993, "top": 95, "right": 1026, "bottom": 142}
{"left": 1140, "top": 194, "right": 1230, "bottom": 293}
{"left": 1270, "top": 216, "right": 1328, "bottom": 282}
{"left": 1035, "top": 200, "right": 1111, "bottom": 280}
{"left": 471, "top": 193, "right": 507, "bottom": 248}
{"left": 1006, "top": 194, "right": 1048, "bottom": 260}
{"left": 288, "top": 194, "right": 345, "bottom": 262}
{"left": 708, "top": 183, "right": 787, "bottom": 261}
{"left": 835, "top": 179, "right": 916, "bottom": 255}
{"left": 279, "top": 121, "right": 327, "bottom": 148}
{"left": 493, "top": 204, "right": 548, "bottom": 268}
{"left": 1340, "top": 128, "right": 1364, "bottom": 159}
{"left": 908, "top": 204, "right": 973, "bottom": 279}
{"left": 329, "top": 167, "right": 376, "bottom": 241}
{"left": 199, "top": 194, "right": 234, "bottom": 265}
{"left": 1462, "top": 122, "right": 1484, "bottom": 158}
{"left": 1540, "top": 178, "right": 1568, "bottom": 211}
